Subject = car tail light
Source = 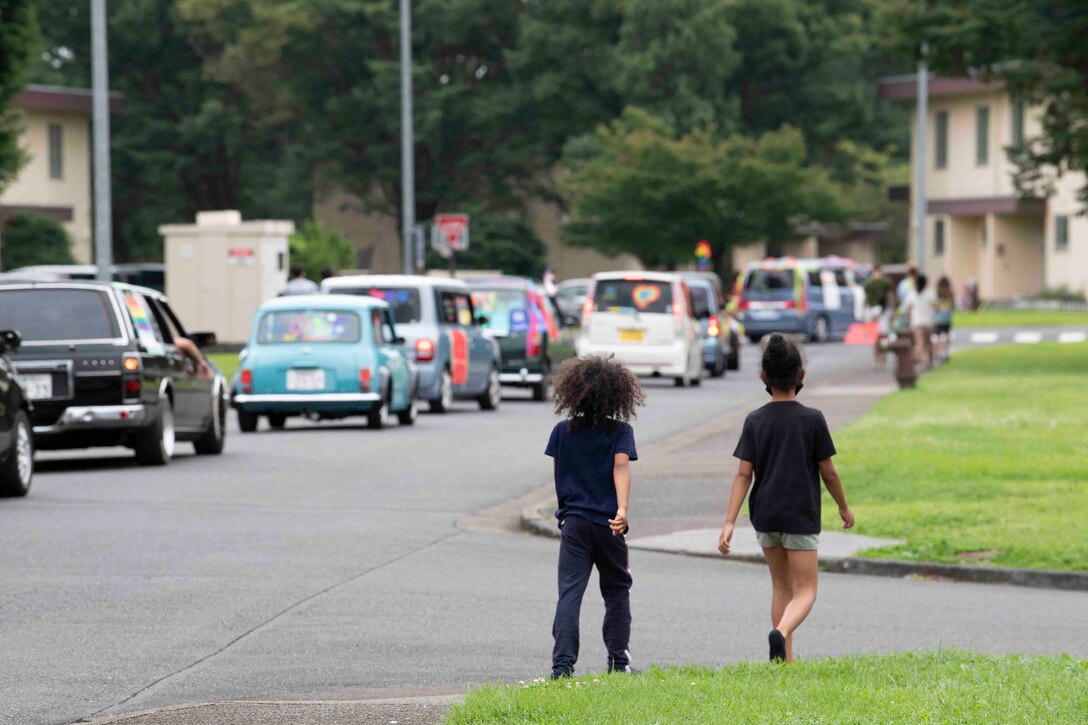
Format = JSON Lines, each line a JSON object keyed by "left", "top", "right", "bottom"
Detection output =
{"left": 122, "top": 354, "right": 142, "bottom": 401}
{"left": 241, "top": 368, "right": 253, "bottom": 394}
{"left": 783, "top": 300, "right": 796, "bottom": 310}
{"left": 708, "top": 315, "right": 720, "bottom": 337}
{"left": 415, "top": 338, "right": 436, "bottom": 362}
{"left": 359, "top": 367, "right": 372, "bottom": 392}
{"left": 527, "top": 312, "right": 543, "bottom": 358}
{"left": 738, "top": 298, "right": 750, "bottom": 311}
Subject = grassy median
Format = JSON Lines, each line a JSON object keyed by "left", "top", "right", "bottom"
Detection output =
{"left": 447, "top": 652, "right": 1087, "bottom": 724}
{"left": 208, "top": 352, "right": 241, "bottom": 382}
{"left": 953, "top": 309, "right": 1088, "bottom": 328}
{"left": 825, "top": 343, "right": 1088, "bottom": 571}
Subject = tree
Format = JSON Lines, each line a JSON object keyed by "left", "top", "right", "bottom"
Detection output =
{"left": 0, "top": 0, "right": 34, "bottom": 194}
{"left": 289, "top": 221, "right": 355, "bottom": 281}
{"left": 561, "top": 108, "right": 847, "bottom": 275}
{"left": 1, "top": 212, "right": 75, "bottom": 270}
{"left": 894, "top": 0, "right": 1088, "bottom": 205}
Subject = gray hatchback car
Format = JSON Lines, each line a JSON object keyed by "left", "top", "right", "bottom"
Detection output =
{"left": 321, "top": 275, "right": 503, "bottom": 412}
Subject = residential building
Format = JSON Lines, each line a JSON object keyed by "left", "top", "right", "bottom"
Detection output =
{"left": 0, "top": 85, "right": 120, "bottom": 266}
{"left": 880, "top": 74, "right": 1087, "bottom": 300}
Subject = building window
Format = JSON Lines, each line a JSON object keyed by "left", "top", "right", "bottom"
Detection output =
{"left": 976, "top": 106, "right": 989, "bottom": 166}
{"left": 1055, "top": 215, "right": 1069, "bottom": 252}
{"left": 48, "top": 124, "right": 63, "bottom": 179}
{"left": 935, "top": 111, "right": 948, "bottom": 169}
{"left": 1012, "top": 101, "right": 1025, "bottom": 149}
{"left": 934, "top": 219, "right": 945, "bottom": 256}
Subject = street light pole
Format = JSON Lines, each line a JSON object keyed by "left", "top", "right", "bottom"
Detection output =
{"left": 399, "top": 0, "right": 415, "bottom": 275}
{"left": 914, "top": 50, "right": 928, "bottom": 275}
{"left": 91, "top": 0, "right": 113, "bottom": 281}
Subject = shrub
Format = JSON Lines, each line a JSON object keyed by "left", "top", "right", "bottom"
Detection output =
{"left": 288, "top": 220, "right": 355, "bottom": 280}
{"left": 1, "top": 212, "right": 75, "bottom": 270}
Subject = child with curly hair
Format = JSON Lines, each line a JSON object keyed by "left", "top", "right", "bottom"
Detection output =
{"left": 546, "top": 355, "right": 645, "bottom": 679}
{"left": 718, "top": 334, "right": 855, "bottom": 662}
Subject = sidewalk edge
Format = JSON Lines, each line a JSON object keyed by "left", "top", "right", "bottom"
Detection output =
{"left": 519, "top": 507, "right": 1088, "bottom": 592}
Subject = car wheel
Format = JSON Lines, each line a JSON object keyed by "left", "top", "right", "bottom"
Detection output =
{"left": 531, "top": 378, "right": 552, "bottom": 402}
{"left": 727, "top": 333, "right": 740, "bottom": 371}
{"left": 0, "top": 411, "right": 33, "bottom": 497}
{"left": 710, "top": 349, "right": 727, "bottom": 378}
{"left": 368, "top": 386, "right": 391, "bottom": 430}
{"left": 478, "top": 366, "right": 502, "bottom": 410}
{"left": 134, "top": 392, "right": 175, "bottom": 466}
{"left": 267, "top": 413, "right": 287, "bottom": 430}
{"left": 429, "top": 368, "right": 454, "bottom": 413}
{"left": 193, "top": 387, "right": 227, "bottom": 455}
{"left": 811, "top": 315, "right": 831, "bottom": 343}
{"left": 237, "top": 408, "right": 259, "bottom": 433}
{"left": 397, "top": 396, "right": 418, "bottom": 426}
{"left": 674, "top": 373, "right": 690, "bottom": 388}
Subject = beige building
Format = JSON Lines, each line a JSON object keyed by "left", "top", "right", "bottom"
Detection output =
{"left": 314, "top": 181, "right": 640, "bottom": 282}
{"left": 0, "top": 85, "right": 120, "bottom": 265}
{"left": 880, "top": 74, "right": 1088, "bottom": 300}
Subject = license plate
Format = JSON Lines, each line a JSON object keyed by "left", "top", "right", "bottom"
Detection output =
{"left": 21, "top": 373, "right": 53, "bottom": 400}
{"left": 286, "top": 369, "right": 325, "bottom": 391}
{"left": 750, "top": 310, "right": 779, "bottom": 320}
{"left": 619, "top": 329, "right": 645, "bottom": 342}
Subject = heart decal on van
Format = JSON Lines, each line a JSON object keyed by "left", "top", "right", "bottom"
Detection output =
{"left": 632, "top": 284, "right": 661, "bottom": 310}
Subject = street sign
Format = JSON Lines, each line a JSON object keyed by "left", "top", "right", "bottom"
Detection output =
{"left": 435, "top": 213, "right": 470, "bottom": 252}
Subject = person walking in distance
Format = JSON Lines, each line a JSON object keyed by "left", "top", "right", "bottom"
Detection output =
{"left": 281, "top": 265, "right": 319, "bottom": 296}
{"left": 718, "top": 335, "right": 855, "bottom": 662}
{"left": 546, "top": 355, "right": 644, "bottom": 678}
{"left": 935, "top": 276, "right": 955, "bottom": 362}
{"left": 905, "top": 274, "right": 938, "bottom": 370}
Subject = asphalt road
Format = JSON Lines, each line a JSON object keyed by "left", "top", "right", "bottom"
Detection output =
{"left": 2, "top": 341, "right": 1086, "bottom": 725}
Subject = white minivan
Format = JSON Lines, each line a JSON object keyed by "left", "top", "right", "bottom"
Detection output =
{"left": 576, "top": 272, "right": 704, "bottom": 387}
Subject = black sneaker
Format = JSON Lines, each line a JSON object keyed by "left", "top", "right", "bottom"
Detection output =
{"left": 549, "top": 669, "right": 572, "bottom": 680}
{"left": 768, "top": 629, "right": 787, "bottom": 662}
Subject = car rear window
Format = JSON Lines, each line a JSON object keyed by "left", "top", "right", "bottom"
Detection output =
{"left": 257, "top": 310, "right": 361, "bottom": 343}
{"left": 745, "top": 269, "right": 795, "bottom": 292}
{"left": 0, "top": 288, "right": 121, "bottom": 341}
{"left": 471, "top": 288, "right": 530, "bottom": 335}
{"left": 593, "top": 279, "right": 673, "bottom": 314}
{"left": 333, "top": 287, "right": 422, "bottom": 325}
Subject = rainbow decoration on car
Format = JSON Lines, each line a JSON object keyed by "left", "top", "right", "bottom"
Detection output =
{"left": 632, "top": 284, "right": 661, "bottom": 310}
{"left": 124, "top": 292, "right": 156, "bottom": 341}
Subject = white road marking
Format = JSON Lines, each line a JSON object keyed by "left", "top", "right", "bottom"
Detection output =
{"left": 1058, "top": 331, "right": 1088, "bottom": 344}
{"left": 969, "top": 332, "right": 1000, "bottom": 344}
{"left": 1013, "top": 332, "right": 1043, "bottom": 344}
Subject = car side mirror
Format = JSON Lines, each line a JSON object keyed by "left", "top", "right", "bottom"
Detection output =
{"left": 474, "top": 315, "right": 489, "bottom": 326}
{"left": 393, "top": 336, "right": 407, "bottom": 345}
{"left": 189, "top": 331, "right": 218, "bottom": 349}
{"left": 0, "top": 329, "right": 21, "bottom": 352}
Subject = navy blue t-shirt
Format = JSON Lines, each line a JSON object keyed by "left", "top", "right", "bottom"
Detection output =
{"left": 545, "top": 420, "right": 638, "bottom": 527}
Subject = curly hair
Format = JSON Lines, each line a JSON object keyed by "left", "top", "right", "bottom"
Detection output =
{"left": 761, "top": 333, "right": 805, "bottom": 391}
{"left": 553, "top": 355, "right": 645, "bottom": 430}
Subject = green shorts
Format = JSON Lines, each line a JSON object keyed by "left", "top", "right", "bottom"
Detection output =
{"left": 756, "top": 531, "right": 820, "bottom": 551}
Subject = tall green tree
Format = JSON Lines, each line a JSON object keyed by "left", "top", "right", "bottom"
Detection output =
{"left": 561, "top": 108, "right": 845, "bottom": 274}
{"left": 895, "top": 0, "right": 1088, "bottom": 205}
{"left": 0, "top": 0, "right": 34, "bottom": 194}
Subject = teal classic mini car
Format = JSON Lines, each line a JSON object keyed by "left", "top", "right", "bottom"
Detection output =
{"left": 231, "top": 295, "right": 417, "bottom": 431}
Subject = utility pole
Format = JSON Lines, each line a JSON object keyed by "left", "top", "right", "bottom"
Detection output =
{"left": 914, "top": 49, "right": 928, "bottom": 274}
{"left": 399, "top": 0, "right": 415, "bottom": 275}
{"left": 91, "top": 0, "right": 113, "bottom": 281}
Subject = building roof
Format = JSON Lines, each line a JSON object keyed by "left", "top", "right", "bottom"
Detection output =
{"left": 11, "top": 84, "right": 123, "bottom": 114}
{"left": 877, "top": 73, "right": 1004, "bottom": 101}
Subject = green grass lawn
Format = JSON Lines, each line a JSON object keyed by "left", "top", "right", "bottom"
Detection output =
{"left": 953, "top": 309, "right": 1088, "bottom": 328}
{"left": 447, "top": 652, "right": 1087, "bottom": 724}
{"left": 825, "top": 343, "right": 1088, "bottom": 571}
{"left": 208, "top": 352, "right": 241, "bottom": 382}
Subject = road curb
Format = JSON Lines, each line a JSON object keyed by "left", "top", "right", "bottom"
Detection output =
{"left": 519, "top": 507, "right": 1088, "bottom": 592}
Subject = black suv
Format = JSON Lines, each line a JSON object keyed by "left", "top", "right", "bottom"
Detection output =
{"left": 0, "top": 329, "right": 33, "bottom": 496}
{"left": 0, "top": 280, "right": 227, "bottom": 465}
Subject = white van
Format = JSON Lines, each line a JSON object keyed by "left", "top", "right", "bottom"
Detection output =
{"left": 576, "top": 272, "right": 704, "bottom": 387}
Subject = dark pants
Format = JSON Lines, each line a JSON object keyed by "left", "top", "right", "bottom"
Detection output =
{"left": 551, "top": 515, "right": 632, "bottom": 677}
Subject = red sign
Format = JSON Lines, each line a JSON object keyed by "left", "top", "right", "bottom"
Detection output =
{"left": 435, "top": 213, "right": 470, "bottom": 252}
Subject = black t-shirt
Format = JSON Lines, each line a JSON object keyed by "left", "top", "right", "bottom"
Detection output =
{"left": 733, "top": 402, "right": 836, "bottom": 534}
{"left": 546, "top": 420, "right": 638, "bottom": 527}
